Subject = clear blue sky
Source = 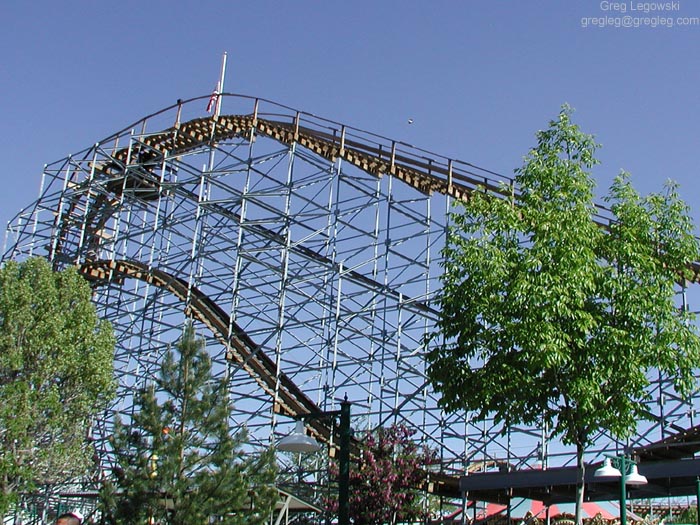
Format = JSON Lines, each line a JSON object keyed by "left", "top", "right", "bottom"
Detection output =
{"left": 2, "top": 1, "right": 699, "bottom": 237}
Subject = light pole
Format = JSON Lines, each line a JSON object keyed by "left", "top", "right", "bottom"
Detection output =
{"left": 594, "top": 455, "right": 647, "bottom": 525}
{"left": 277, "top": 399, "right": 351, "bottom": 525}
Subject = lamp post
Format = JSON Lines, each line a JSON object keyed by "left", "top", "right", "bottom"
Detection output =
{"left": 594, "top": 455, "right": 647, "bottom": 525}
{"left": 277, "top": 399, "right": 351, "bottom": 525}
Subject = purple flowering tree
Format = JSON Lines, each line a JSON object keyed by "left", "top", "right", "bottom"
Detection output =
{"left": 328, "top": 424, "right": 437, "bottom": 525}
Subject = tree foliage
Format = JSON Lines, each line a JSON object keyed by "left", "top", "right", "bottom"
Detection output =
{"left": 103, "top": 321, "right": 277, "bottom": 525}
{"left": 426, "top": 106, "right": 700, "bottom": 522}
{"left": 673, "top": 506, "right": 698, "bottom": 524}
{"left": 329, "top": 424, "right": 437, "bottom": 525}
{"left": 0, "top": 257, "right": 115, "bottom": 517}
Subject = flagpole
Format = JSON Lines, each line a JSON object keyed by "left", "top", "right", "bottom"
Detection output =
{"left": 215, "top": 51, "right": 227, "bottom": 118}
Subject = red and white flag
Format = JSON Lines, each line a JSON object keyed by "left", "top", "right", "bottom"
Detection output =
{"left": 206, "top": 53, "right": 227, "bottom": 115}
{"left": 206, "top": 83, "right": 219, "bottom": 113}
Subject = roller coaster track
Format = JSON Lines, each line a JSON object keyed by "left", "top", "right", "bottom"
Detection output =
{"left": 79, "top": 258, "right": 335, "bottom": 443}
{"left": 107, "top": 115, "right": 485, "bottom": 199}
{"left": 91, "top": 112, "right": 700, "bottom": 283}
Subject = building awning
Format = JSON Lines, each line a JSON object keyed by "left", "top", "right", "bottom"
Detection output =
{"left": 460, "top": 457, "right": 700, "bottom": 504}
{"left": 461, "top": 425, "right": 700, "bottom": 504}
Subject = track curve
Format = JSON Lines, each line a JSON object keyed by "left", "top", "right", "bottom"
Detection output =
{"left": 79, "top": 258, "right": 331, "bottom": 441}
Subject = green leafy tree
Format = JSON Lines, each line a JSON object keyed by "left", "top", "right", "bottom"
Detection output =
{"left": 0, "top": 257, "right": 115, "bottom": 520}
{"left": 426, "top": 107, "right": 700, "bottom": 524}
{"left": 103, "top": 321, "right": 278, "bottom": 525}
{"left": 328, "top": 424, "right": 437, "bottom": 525}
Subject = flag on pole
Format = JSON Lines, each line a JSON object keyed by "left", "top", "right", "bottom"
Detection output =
{"left": 205, "top": 53, "right": 228, "bottom": 116}
{"left": 206, "top": 82, "right": 220, "bottom": 113}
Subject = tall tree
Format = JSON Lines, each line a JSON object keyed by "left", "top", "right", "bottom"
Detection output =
{"left": 103, "top": 321, "right": 278, "bottom": 525}
{"left": 328, "top": 424, "right": 437, "bottom": 525}
{"left": 426, "top": 106, "right": 700, "bottom": 524}
{"left": 0, "top": 257, "right": 115, "bottom": 519}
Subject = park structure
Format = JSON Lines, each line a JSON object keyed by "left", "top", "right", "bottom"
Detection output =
{"left": 3, "top": 93, "right": 700, "bottom": 522}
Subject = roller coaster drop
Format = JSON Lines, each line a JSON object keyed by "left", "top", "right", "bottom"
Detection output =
{"left": 4, "top": 94, "right": 700, "bottom": 505}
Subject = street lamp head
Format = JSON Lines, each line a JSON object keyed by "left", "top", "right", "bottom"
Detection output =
{"left": 594, "top": 454, "right": 647, "bottom": 525}
{"left": 594, "top": 457, "right": 622, "bottom": 479}
{"left": 277, "top": 420, "right": 322, "bottom": 453}
{"left": 625, "top": 463, "right": 648, "bottom": 486}
{"left": 276, "top": 402, "right": 351, "bottom": 525}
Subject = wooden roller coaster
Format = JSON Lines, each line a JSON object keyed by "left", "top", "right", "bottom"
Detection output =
{"left": 50, "top": 99, "right": 698, "bottom": 501}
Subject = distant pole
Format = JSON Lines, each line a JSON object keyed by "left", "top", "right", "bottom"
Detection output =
{"left": 214, "top": 52, "right": 227, "bottom": 118}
